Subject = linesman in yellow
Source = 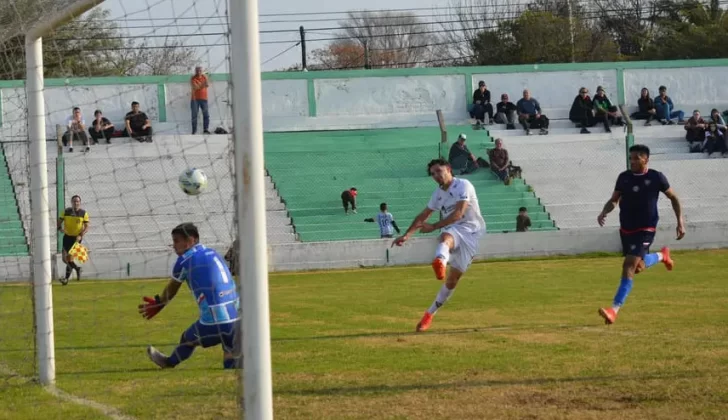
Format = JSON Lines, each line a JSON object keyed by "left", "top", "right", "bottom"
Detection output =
{"left": 57, "top": 195, "right": 90, "bottom": 285}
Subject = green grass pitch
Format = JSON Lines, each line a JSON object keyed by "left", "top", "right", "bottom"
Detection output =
{"left": 1, "top": 249, "right": 727, "bottom": 419}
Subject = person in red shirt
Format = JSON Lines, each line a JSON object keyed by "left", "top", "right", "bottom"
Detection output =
{"left": 341, "top": 188, "right": 358, "bottom": 214}
{"left": 191, "top": 66, "right": 210, "bottom": 135}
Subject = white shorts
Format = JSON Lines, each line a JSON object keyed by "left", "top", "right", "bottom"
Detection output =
{"left": 441, "top": 225, "right": 485, "bottom": 273}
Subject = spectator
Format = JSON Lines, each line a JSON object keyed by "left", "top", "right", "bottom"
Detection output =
{"left": 364, "top": 203, "right": 401, "bottom": 238}
{"left": 703, "top": 122, "right": 727, "bottom": 156}
{"left": 630, "top": 87, "right": 657, "bottom": 126}
{"left": 448, "top": 133, "right": 482, "bottom": 175}
{"left": 62, "top": 107, "right": 90, "bottom": 153}
{"left": 191, "top": 66, "right": 211, "bottom": 135}
{"left": 124, "top": 101, "right": 153, "bottom": 142}
{"left": 709, "top": 108, "right": 728, "bottom": 146}
{"left": 470, "top": 81, "right": 494, "bottom": 126}
{"left": 655, "top": 85, "right": 685, "bottom": 125}
{"left": 488, "top": 138, "right": 511, "bottom": 185}
{"left": 592, "top": 86, "right": 624, "bottom": 133}
{"left": 684, "top": 110, "right": 707, "bottom": 144}
{"left": 709, "top": 108, "right": 727, "bottom": 129}
{"left": 494, "top": 93, "right": 517, "bottom": 129}
{"left": 569, "top": 87, "right": 596, "bottom": 134}
{"left": 516, "top": 89, "right": 549, "bottom": 135}
{"left": 341, "top": 187, "right": 357, "bottom": 215}
{"left": 88, "top": 110, "right": 115, "bottom": 144}
{"left": 516, "top": 206, "right": 531, "bottom": 232}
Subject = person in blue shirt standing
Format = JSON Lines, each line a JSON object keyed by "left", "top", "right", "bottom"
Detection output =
{"left": 596, "top": 145, "right": 686, "bottom": 325}
{"left": 364, "top": 202, "right": 401, "bottom": 238}
{"left": 138, "top": 223, "right": 241, "bottom": 369}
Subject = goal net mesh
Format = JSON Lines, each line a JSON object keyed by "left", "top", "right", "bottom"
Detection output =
{"left": 0, "top": 0, "right": 266, "bottom": 413}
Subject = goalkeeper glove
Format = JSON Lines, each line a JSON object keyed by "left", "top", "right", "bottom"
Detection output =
{"left": 139, "top": 295, "right": 165, "bottom": 320}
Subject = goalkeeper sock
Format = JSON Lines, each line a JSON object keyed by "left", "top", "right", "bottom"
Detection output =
{"left": 434, "top": 243, "right": 450, "bottom": 264}
{"left": 427, "top": 284, "right": 454, "bottom": 315}
{"left": 167, "top": 344, "right": 195, "bottom": 367}
{"left": 223, "top": 357, "right": 238, "bottom": 369}
{"left": 643, "top": 252, "right": 663, "bottom": 268}
{"left": 612, "top": 277, "right": 633, "bottom": 309}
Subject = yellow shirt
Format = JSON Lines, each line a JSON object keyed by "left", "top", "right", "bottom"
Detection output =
{"left": 60, "top": 208, "right": 89, "bottom": 236}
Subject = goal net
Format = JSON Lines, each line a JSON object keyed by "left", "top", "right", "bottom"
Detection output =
{"left": 0, "top": 0, "right": 271, "bottom": 414}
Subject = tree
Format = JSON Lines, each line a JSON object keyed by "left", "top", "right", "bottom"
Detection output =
{"left": 591, "top": 0, "right": 669, "bottom": 58}
{"left": 438, "top": 0, "right": 521, "bottom": 65}
{"left": 0, "top": 4, "right": 195, "bottom": 79}
{"left": 310, "top": 11, "right": 441, "bottom": 69}
{"left": 471, "top": 10, "right": 619, "bottom": 65}
{"left": 311, "top": 40, "right": 367, "bottom": 70}
{"left": 644, "top": 0, "right": 728, "bottom": 59}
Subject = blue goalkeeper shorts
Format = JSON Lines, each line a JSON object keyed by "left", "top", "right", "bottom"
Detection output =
{"left": 181, "top": 320, "right": 236, "bottom": 352}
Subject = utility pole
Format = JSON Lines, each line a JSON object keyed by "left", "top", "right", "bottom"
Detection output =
{"left": 363, "top": 39, "right": 371, "bottom": 70}
{"left": 299, "top": 26, "right": 307, "bottom": 71}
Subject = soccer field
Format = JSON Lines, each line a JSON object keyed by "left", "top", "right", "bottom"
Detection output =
{"left": 1, "top": 250, "right": 728, "bottom": 419}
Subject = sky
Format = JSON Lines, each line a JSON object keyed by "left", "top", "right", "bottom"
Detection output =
{"left": 102, "top": 0, "right": 448, "bottom": 73}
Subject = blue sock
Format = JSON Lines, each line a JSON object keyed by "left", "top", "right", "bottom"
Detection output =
{"left": 612, "top": 277, "right": 633, "bottom": 308}
{"left": 223, "top": 357, "right": 238, "bottom": 369}
{"left": 643, "top": 253, "right": 660, "bottom": 268}
{"left": 167, "top": 345, "right": 195, "bottom": 367}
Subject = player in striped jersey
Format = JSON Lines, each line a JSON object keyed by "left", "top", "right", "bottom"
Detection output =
{"left": 364, "top": 203, "right": 401, "bottom": 238}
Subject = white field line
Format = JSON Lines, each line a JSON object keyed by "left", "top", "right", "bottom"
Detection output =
{"left": 0, "top": 363, "right": 136, "bottom": 420}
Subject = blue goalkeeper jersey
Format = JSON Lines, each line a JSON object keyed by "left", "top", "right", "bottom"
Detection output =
{"left": 172, "top": 244, "right": 240, "bottom": 325}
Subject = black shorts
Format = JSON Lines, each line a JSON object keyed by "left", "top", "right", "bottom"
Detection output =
{"left": 62, "top": 234, "right": 80, "bottom": 252}
{"left": 620, "top": 230, "right": 655, "bottom": 258}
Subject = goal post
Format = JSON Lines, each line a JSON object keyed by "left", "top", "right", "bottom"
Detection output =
{"left": 23, "top": 0, "right": 106, "bottom": 387}
{"left": 229, "top": 0, "right": 275, "bottom": 417}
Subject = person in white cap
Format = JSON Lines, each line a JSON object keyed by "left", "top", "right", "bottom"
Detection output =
{"left": 447, "top": 133, "right": 481, "bottom": 174}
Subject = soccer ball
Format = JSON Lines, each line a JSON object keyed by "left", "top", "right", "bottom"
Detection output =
{"left": 179, "top": 168, "right": 208, "bottom": 196}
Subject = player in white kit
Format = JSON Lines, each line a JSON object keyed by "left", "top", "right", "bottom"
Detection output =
{"left": 392, "top": 158, "right": 487, "bottom": 332}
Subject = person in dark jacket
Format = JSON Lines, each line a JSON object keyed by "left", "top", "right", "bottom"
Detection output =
{"left": 470, "top": 81, "right": 494, "bottom": 125}
{"left": 569, "top": 87, "right": 596, "bottom": 134}
{"left": 684, "top": 110, "right": 706, "bottom": 144}
{"left": 341, "top": 187, "right": 358, "bottom": 214}
{"left": 494, "top": 93, "right": 517, "bottom": 129}
{"left": 592, "top": 86, "right": 623, "bottom": 133}
{"left": 630, "top": 88, "right": 657, "bottom": 126}
{"left": 448, "top": 133, "right": 481, "bottom": 175}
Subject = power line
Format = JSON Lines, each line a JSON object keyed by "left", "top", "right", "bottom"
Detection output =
{"left": 262, "top": 42, "right": 301, "bottom": 65}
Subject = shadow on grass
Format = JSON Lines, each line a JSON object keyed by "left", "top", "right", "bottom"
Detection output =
{"left": 276, "top": 371, "right": 712, "bottom": 397}
{"left": 0, "top": 323, "right": 601, "bottom": 354}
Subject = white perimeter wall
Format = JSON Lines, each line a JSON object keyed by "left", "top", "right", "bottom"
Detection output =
{"left": 623, "top": 66, "right": 728, "bottom": 109}
{"left": 471, "top": 70, "right": 618, "bottom": 111}
{"left": 3, "top": 62, "right": 728, "bottom": 139}
{"left": 2, "top": 221, "right": 726, "bottom": 282}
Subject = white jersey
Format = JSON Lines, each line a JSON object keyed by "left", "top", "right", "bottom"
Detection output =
{"left": 376, "top": 212, "right": 395, "bottom": 236}
{"left": 426, "top": 177, "right": 486, "bottom": 233}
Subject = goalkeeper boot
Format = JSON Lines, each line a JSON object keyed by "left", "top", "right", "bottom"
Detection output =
{"left": 147, "top": 346, "right": 172, "bottom": 369}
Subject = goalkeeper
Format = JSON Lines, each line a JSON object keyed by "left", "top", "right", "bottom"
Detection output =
{"left": 138, "top": 223, "right": 241, "bottom": 369}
